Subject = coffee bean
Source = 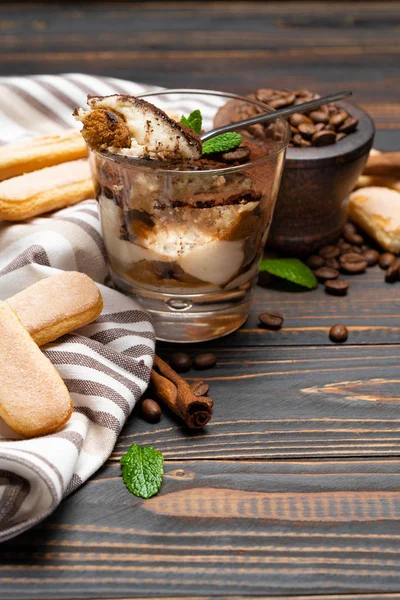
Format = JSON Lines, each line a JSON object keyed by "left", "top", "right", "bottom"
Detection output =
{"left": 309, "top": 110, "right": 329, "bottom": 124}
{"left": 255, "top": 88, "right": 275, "bottom": 102}
{"left": 329, "top": 324, "right": 348, "bottom": 343}
{"left": 385, "top": 260, "right": 400, "bottom": 283}
{"left": 350, "top": 245, "right": 363, "bottom": 254}
{"left": 289, "top": 113, "right": 312, "bottom": 127}
{"left": 363, "top": 248, "right": 380, "bottom": 266}
{"left": 338, "top": 117, "right": 359, "bottom": 134}
{"left": 343, "top": 222, "right": 356, "bottom": 235}
{"left": 325, "top": 257, "right": 340, "bottom": 270}
{"left": 336, "top": 132, "right": 347, "bottom": 142}
{"left": 307, "top": 255, "right": 325, "bottom": 269}
{"left": 314, "top": 267, "right": 340, "bottom": 282}
{"left": 290, "top": 125, "right": 299, "bottom": 135}
{"left": 329, "top": 111, "right": 348, "bottom": 127}
{"left": 379, "top": 252, "right": 396, "bottom": 269}
{"left": 298, "top": 123, "right": 316, "bottom": 138}
{"left": 319, "top": 245, "right": 340, "bottom": 259}
{"left": 269, "top": 96, "right": 295, "bottom": 109}
{"left": 141, "top": 399, "right": 162, "bottom": 423}
{"left": 292, "top": 134, "right": 303, "bottom": 147}
{"left": 339, "top": 242, "right": 352, "bottom": 254}
{"left": 325, "top": 279, "right": 349, "bottom": 295}
{"left": 259, "top": 312, "right": 284, "bottom": 330}
{"left": 220, "top": 145, "right": 251, "bottom": 164}
{"left": 194, "top": 353, "right": 217, "bottom": 370}
{"left": 314, "top": 122, "right": 325, "bottom": 132}
{"left": 190, "top": 381, "right": 210, "bottom": 396}
{"left": 343, "top": 230, "right": 364, "bottom": 245}
{"left": 169, "top": 352, "right": 192, "bottom": 373}
{"left": 300, "top": 138, "right": 312, "bottom": 147}
{"left": 339, "top": 253, "right": 368, "bottom": 274}
{"left": 311, "top": 130, "right": 336, "bottom": 146}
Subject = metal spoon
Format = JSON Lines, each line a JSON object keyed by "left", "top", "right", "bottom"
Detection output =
{"left": 200, "top": 91, "right": 352, "bottom": 142}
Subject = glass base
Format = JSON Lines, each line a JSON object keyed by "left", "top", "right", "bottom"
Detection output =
{"left": 110, "top": 268, "right": 255, "bottom": 343}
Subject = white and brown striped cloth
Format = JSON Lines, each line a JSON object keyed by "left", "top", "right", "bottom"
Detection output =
{"left": 0, "top": 74, "right": 166, "bottom": 543}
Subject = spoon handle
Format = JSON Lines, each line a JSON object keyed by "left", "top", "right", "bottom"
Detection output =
{"left": 200, "top": 91, "right": 352, "bottom": 142}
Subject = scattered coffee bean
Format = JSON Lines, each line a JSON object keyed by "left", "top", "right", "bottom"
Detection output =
{"left": 363, "top": 248, "right": 380, "bottom": 267}
{"left": 307, "top": 255, "right": 325, "bottom": 269}
{"left": 339, "top": 253, "right": 368, "bottom": 274}
{"left": 350, "top": 245, "right": 363, "bottom": 254}
{"left": 319, "top": 245, "right": 340, "bottom": 259}
{"left": 385, "top": 260, "right": 400, "bottom": 283}
{"left": 300, "top": 138, "right": 312, "bottom": 147}
{"left": 324, "top": 257, "right": 340, "bottom": 270}
{"left": 329, "top": 323, "right": 348, "bottom": 343}
{"left": 311, "top": 130, "right": 336, "bottom": 146}
{"left": 379, "top": 252, "right": 396, "bottom": 269}
{"left": 343, "top": 230, "right": 364, "bottom": 245}
{"left": 141, "top": 399, "right": 162, "bottom": 423}
{"left": 194, "top": 353, "right": 217, "bottom": 370}
{"left": 220, "top": 145, "right": 251, "bottom": 164}
{"left": 190, "top": 381, "right": 210, "bottom": 397}
{"left": 292, "top": 134, "right": 303, "bottom": 147}
{"left": 314, "top": 267, "right": 340, "bottom": 282}
{"left": 325, "top": 280, "right": 349, "bottom": 296}
{"left": 259, "top": 312, "right": 284, "bottom": 330}
{"left": 169, "top": 352, "right": 192, "bottom": 373}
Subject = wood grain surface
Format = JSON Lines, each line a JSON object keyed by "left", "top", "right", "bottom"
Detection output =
{"left": 1, "top": 1, "right": 400, "bottom": 599}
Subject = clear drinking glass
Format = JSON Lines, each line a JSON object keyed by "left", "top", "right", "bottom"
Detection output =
{"left": 89, "top": 90, "right": 289, "bottom": 342}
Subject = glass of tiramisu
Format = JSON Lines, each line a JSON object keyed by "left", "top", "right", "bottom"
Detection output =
{"left": 75, "top": 90, "right": 289, "bottom": 342}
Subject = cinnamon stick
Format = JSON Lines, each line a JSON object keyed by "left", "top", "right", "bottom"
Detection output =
{"left": 150, "top": 355, "right": 213, "bottom": 429}
{"left": 364, "top": 152, "right": 400, "bottom": 178}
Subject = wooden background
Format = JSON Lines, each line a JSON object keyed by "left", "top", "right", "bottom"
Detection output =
{"left": 1, "top": 2, "right": 400, "bottom": 599}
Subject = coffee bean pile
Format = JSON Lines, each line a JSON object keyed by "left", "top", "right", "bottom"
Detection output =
{"left": 140, "top": 351, "right": 216, "bottom": 424}
{"left": 244, "top": 88, "right": 358, "bottom": 148}
{"left": 307, "top": 220, "right": 400, "bottom": 292}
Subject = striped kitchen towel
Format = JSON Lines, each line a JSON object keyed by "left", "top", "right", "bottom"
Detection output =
{"left": 0, "top": 74, "right": 163, "bottom": 543}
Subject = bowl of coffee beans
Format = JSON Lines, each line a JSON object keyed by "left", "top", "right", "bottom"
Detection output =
{"left": 214, "top": 88, "right": 374, "bottom": 255}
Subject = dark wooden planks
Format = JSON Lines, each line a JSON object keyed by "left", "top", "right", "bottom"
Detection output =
{"left": 217, "top": 265, "right": 400, "bottom": 347}
{"left": 112, "top": 343, "right": 400, "bottom": 461}
{"left": 3, "top": 459, "right": 400, "bottom": 598}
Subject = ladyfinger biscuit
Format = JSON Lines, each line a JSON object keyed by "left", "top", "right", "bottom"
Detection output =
{"left": 0, "top": 159, "right": 94, "bottom": 220}
{"left": 0, "top": 129, "right": 87, "bottom": 181}
{"left": 7, "top": 271, "right": 103, "bottom": 347}
{"left": 348, "top": 186, "right": 400, "bottom": 253}
{"left": 0, "top": 301, "right": 72, "bottom": 438}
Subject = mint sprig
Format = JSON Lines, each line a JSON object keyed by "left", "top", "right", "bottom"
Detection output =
{"left": 259, "top": 258, "right": 317, "bottom": 289}
{"left": 202, "top": 132, "right": 242, "bottom": 155}
{"left": 120, "top": 444, "right": 164, "bottom": 499}
{"left": 180, "top": 109, "right": 202, "bottom": 134}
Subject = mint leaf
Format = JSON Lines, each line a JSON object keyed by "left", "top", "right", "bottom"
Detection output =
{"left": 120, "top": 444, "right": 164, "bottom": 499}
{"left": 202, "top": 132, "right": 242, "bottom": 155}
{"left": 180, "top": 109, "right": 202, "bottom": 134}
{"left": 259, "top": 258, "right": 317, "bottom": 289}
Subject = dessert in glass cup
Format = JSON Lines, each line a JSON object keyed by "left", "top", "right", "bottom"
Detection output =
{"left": 75, "top": 90, "right": 289, "bottom": 342}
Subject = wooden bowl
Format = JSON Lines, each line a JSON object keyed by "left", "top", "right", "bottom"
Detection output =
{"left": 267, "top": 101, "right": 375, "bottom": 255}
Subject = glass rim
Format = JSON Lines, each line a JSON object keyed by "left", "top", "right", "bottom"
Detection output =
{"left": 91, "top": 88, "right": 290, "bottom": 175}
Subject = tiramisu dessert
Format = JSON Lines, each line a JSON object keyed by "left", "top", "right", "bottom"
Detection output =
{"left": 75, "top": 92, "right": 287, "bottom": 340}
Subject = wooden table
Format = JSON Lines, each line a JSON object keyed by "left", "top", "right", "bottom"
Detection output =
{"left": 1, "top": 2, "right": 400, "bottom": 598}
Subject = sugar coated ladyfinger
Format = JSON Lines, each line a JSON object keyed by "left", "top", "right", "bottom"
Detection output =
{"left": 0, "top": 159, "right": 94, "bottom": 220}
{"left": 0, "top": 302, "right": 73, "bottom": 438}
{"left": 7, "top": 271, "right": 103, "bottom": 347}
{"left": 0, "top": 129, "right": 87, "bottom": 181}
